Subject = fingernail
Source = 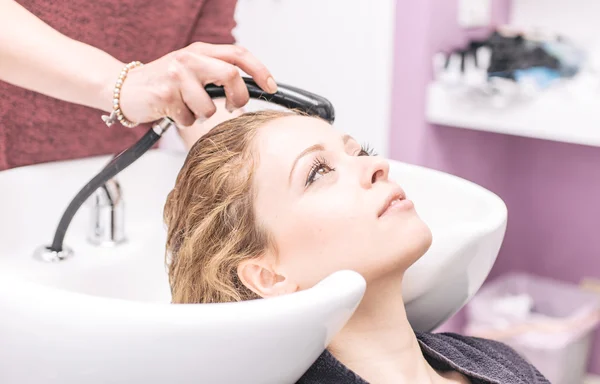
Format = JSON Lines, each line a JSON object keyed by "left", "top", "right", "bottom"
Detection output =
{"left": 196, "top": 116, "right": 207, "bottom": 124}
{"left": 267, "top": 77, "right": 278, "bottom": 93}
{"left": 225, "top": 101, "right": 236, "bottom": 113}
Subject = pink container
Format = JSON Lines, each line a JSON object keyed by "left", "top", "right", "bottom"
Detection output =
{"left": 464, "top": 273, "right": 600, "bottom": 384}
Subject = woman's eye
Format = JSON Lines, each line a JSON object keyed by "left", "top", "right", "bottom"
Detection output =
{"left": 315, "top": 165, "right": 332, "bottom": 177}
{"left": 306, "top": 158, "right": 335, "bottom": 187}
{"left": 358, "top": 144, "right": 377, "bottom": 156}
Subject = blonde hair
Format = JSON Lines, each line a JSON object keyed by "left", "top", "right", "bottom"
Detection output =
{"left": 164, "top": 110, "right": 299, "bottom": 304}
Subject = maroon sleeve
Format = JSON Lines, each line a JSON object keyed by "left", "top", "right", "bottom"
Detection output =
{"left": 189, "top": 0, "right": 238, "bottom": 45}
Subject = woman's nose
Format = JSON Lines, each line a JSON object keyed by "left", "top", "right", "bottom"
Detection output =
{"left": 361, "top": 157, "right": 390, "bottom": 188}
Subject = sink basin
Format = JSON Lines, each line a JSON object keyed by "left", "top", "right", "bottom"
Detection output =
{"left": 399, "top": 163, "right": 507, "bottom": 331}
{"left": 0, "top": 150, "right": 506, "bottom": 384}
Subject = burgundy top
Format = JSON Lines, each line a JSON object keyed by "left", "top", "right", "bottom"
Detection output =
{"left": 0, "top": 0, "right": 237, "bottom": 171}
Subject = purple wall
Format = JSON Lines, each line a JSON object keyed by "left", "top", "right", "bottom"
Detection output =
{"left": 392, "top": 0, "right": 600, "bottom": 374}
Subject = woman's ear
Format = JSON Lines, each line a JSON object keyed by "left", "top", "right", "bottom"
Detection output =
{"left": 237, "top": 256, "right": 298, "bottom": 298}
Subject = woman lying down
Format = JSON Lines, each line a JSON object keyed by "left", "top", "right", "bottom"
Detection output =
{"left": 163, "top": 110, "right": 549, "bottom": 384}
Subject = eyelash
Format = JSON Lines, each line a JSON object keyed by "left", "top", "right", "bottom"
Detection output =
{"left": 306, "top": 156, "right": 334, "bottom": 187}
{"left": 358, "top": 143, "right": 377, "bottom": 157}
{"left": 305, "top": 144, "right": 377, "bottom": 187}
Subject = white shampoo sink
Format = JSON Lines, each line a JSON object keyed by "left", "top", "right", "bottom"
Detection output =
{"left": 0, "top": 150, "right": 506, "bottom": 384}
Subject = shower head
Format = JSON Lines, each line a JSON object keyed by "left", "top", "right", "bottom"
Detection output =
{"left": 206, "top": 77, "right": 335, "bottom": 123}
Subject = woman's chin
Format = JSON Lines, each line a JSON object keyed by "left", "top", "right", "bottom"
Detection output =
{"left": 411, "top": 221, "right": 433, "bottom": 262}
{"left": 381, "top": 221, "right": 433, "bottom": 273}
{"left": 417, "top": 223, "right": 433, "bottom": 254}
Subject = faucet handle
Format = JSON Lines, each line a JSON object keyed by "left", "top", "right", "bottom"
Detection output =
{"left": 88, "top": 178, "right": 127, "bottom": 247}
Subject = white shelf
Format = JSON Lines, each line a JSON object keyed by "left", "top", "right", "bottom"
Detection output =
{"left": 585, "top": 374, "right": 600, "bottom": 384}
{"left": 425, "top": 81, "right": 600, "bottom": 148}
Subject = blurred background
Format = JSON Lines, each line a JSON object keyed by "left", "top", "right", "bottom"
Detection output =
{"left": 231, "top": 1, "right": 600, "bottom": 383}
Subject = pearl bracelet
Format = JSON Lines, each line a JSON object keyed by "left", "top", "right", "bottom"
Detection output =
{"left": 101, "top": 61, "right": 144, "bottom": 128}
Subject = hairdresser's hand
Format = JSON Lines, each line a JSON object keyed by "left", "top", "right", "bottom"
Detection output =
{"left": 111, "top": 42, "right": 278, "bottom": 128}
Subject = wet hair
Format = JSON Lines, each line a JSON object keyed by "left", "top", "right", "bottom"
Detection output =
{"left": 164, "top": 110, "right": 300, "bottom": 304}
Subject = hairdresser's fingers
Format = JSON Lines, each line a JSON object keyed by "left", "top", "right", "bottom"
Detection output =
{"left": 167, "top": 96, "right": 196, "bottom": 128}
{"left": 188, "top": 42, "right": 277, "bottom": 94}
{"left": 176, "top": 64, "right": 217, "bottom": 123}
{"left": 172, "top": 51, "right": 250, "bottom": 111}
{"left": 195, "top": 56, "right": 250, "bottom": 112}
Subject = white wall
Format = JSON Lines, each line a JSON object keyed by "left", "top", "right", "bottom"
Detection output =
{"left": 233, "top": 0, "right": 396, "bottom": 157}
{"left": 161, "top": 1, "right": 397, "bottom": 156}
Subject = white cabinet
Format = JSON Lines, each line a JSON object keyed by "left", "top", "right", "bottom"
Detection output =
{"left": 426, "top": 0, "right": 600, "bottom": 148}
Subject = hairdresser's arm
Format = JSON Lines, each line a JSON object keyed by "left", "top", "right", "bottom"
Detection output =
{"left": 0, "top": 0, "right": 276, "bottom": 128}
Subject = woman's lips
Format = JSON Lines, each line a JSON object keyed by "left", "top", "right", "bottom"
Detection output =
{"left": 378, "top": 188, "right": 414, "bottom": 217}
{"left": 380, "top": 198, "right": 414, "bottom": 217}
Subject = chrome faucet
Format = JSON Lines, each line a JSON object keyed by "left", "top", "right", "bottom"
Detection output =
{"left": 88, "top": 177, "right": 126, "bottom": 246}
{"left": 33, "top": 118, "right": 176, "bottom": 263}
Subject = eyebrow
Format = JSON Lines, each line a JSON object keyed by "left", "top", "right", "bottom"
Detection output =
{"left": 288, "top": 134, "right": 354, "bottom": 184}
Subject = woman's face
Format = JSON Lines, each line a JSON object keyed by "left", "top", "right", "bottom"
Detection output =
{"left": 251, "top": 116, "right": 432, "bottom": 290}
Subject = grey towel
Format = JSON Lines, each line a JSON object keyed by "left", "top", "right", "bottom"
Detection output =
{"left": 297, "top": 332, "right": 550, "bottom": 384}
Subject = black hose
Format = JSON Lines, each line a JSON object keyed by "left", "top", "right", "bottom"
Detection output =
{"left": 50, "top": 127, "right": 162, "bottom": 251}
